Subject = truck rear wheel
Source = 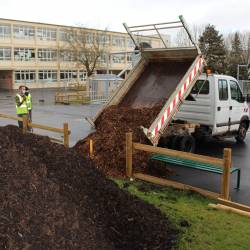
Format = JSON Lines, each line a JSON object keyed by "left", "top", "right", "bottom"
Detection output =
{"left": 235, "top": 122, "right": 247, "bottom": 143}
{"left": 171, "top": 135, "right": 182, "bottom": 150}
{"left": 179, "top": 135, "right": 196, "bottom": 153}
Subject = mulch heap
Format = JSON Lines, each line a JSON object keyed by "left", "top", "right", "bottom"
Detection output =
{"left": 74, "top": 105, "right": 164, "bottom": 177}
{"left": 0, "top": 125, "right": 178, "bottom": 249}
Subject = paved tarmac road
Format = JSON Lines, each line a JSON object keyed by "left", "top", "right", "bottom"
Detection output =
{"left": 1, "top": 88, "right": 250, "bottom": 205}
{"left": 0, "top": 89, "right": 101, "bottom": 147}
{"left": 167, "top": 137, "right": 250, "bottom": 205}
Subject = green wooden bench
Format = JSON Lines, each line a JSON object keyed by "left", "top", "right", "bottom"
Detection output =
{"left": 150, "top": 154, "right": 241, "bottom": 189}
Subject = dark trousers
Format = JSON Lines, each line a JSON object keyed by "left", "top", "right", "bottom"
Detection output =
{"left": 28, "top": 110, "right": 32, "bottom": 122}
{"left": 17, "top": 114, "right": 25, "bottom": 128}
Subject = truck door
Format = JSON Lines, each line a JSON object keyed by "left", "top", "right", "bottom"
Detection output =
{"left": 215, "top": 79, "right": 230, "bottom": 133}
{"left": 229, "top": 80, "right": 245, "bottom": 131}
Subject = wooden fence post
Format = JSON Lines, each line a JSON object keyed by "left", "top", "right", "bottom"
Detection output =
{"left": 221, "top": 148, "right": 232, "bottom": 200}
{"left": 89, "top": 139, "right": 93, "bottom": 159}
{"left": 22, "top": 115, "right": 28, "bottom": 134}
{"left": 63, "top": 123, "right": 69, "bottom": 147}
{"left": 126, "top": 132, "right": 133, "bottom": 178}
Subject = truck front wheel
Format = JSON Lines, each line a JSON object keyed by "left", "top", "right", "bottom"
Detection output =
{"left": 235, "top": 122, "right": 247, "bottom": 143}
{"left": 179, "top": 135, "right": 196, "bottom": 153}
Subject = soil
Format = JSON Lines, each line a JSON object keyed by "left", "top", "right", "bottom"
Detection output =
{"left": 0, "top": 125, "right": 178, "bottom": 249}
{"left": 74, "top": 104, "right": 169, "bottom": 177}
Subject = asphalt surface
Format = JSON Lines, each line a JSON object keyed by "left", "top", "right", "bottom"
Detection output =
{"left": 0, "top": 88, "right": 250, "bottom": 205}
{"left": 0, "top": 89, "right": 101, "bottom": 147}
{"left": 167, "top": 137, "right": 250, "bottom": 205}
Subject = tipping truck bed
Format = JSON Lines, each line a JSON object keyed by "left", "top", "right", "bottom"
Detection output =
{"left": 92, "top": 17, "right": 205, "bottom": 146}
{"left": 119, "top": 59, "right": 193, "bottom": 108}
{"left": 94, "top": 48, "right": 204, "bottom": 145}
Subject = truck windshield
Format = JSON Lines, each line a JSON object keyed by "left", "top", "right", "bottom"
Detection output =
{"left": 191, "top": 80, "right": 209, "bottom": 95}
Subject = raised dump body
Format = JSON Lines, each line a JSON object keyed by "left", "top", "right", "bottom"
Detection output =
{"left": 119, "top": 60, "right": 193, "bottom": 108}
{"left": 94, "top": 47, "right": 204, "bottom": 145}
{"left": 92, "top": 17, "right": 205, "bottom": 145}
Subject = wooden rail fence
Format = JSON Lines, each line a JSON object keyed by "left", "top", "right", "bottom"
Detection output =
{"left": 0, "top": 113, "right": 70, "bottom": 147}
{"left": 55, "top": 92, "right": 90, "bottom": 105}
{"left": 125, "top": 132, "right": 232, "bottom": 200}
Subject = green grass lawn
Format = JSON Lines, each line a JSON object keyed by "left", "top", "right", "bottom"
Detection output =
{"left": 115, "top": 180, "right": 250, "bottom": 250}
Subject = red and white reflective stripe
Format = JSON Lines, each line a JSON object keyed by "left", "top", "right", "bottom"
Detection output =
{"left": 150, "top": 57, "right": 204, "bottom": 138}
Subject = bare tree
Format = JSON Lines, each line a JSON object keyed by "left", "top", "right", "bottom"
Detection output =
{"left": 60, "top": 26, "right": 110, "bottom": 77}
{"left": 175, "top": 24, "right": 206, "bottom": 47}
{"left": 239, "top": 31, "right": 250, "bottom": 64}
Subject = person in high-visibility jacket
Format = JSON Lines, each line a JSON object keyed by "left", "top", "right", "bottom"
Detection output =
{"left": 15, "top": 85, "right": 28, "bottom": 128}
{"left": 25, "top": 87, "right": 32, "bottom": 122}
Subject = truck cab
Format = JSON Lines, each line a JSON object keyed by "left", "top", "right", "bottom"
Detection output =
{"left": 175, "top": 74, "right": 250, "bottom": 142}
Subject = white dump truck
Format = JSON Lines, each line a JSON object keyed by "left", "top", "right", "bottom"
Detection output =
{"left": 175, "top": 73, "right": 249, "bottom": 147}
{"left": 91, "top": 16, "right": 249, "bottom": 152}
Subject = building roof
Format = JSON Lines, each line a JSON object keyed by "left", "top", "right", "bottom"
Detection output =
{"left": 0, "top": 18, "right": 162, "bottom": 40}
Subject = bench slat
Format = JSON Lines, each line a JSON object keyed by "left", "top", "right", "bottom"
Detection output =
{"left": 151, "top": 154, "right": 239, "bottom": 174}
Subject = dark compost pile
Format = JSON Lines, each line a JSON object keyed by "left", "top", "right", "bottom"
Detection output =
{"left": 74, "top": 105, "right": 164, "bottom": 177}
{"left": 0, "top": 125, "right": 177, "bottom": 249}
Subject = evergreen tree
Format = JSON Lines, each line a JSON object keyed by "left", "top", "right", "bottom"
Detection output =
{"left": 226, "top": 32, "right": 243, "bottom": 78}
{"left": 199, "top": 25, "right": 226, "bottom": 74}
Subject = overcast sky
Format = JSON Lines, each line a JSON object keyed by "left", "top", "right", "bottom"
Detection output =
{"left": 0, "top": 0, "right": 249, "bottom": 33}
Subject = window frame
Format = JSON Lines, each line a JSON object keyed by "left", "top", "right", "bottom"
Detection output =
{"left": 0, "top": 47, "right": 11, "bottom": 60}
{"left": 60, "top": 70, "right": 77, "bottom": 82}
{"left": 218, "top": 79, "right": 229, "bottom": 101}
{"left": 0, "top": 24, "right": 11, "bottom": 38}
{"left": 229, "top": 80, "right": 244, "bottom": 103}
{"left": 14, "top": 48, "right": 35, "bottom": 61}
{"left": 37, "top": 28, "right": 57, "bottom": 41}
{"left": 15, "top": 70, "right": 36, "bottom": 83}
{"left": 191, "top": 79, "right": 210, "bottom": 95}
{"left": 13, "top": 25, "right": 35, "bottom": 40}
{"left": 38, "top": 48, "right": 57, "bottom": 61}
{"left": 38, "top": 70, "right": 57, "bottom": 82}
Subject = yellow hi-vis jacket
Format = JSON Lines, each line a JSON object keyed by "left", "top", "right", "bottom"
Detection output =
{"left": 26, "top": 93, "right": 32, "bottom": 110}
{"left": 15, "top": 94, "right": 28, "bottom": 115}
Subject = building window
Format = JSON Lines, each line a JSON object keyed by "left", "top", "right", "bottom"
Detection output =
{"left": 127, "top": 38, "right": 134, "bottom": 48}
{"left": 218, "top": 79, "right": 228, "bottom": 100}
{"left": 0, "top": 48, "right": 11, "bottom": 60}
{"left": 86, "top": 33, "right": 94, "bottom": 44}
{"left": 112, "top": 36, "right": 125, "bottom": 47}
{"left": 14, "top": 48, "right": 35, "bottom": 61}
{"left": 0, "top": 24, "right": 11, "bottom": 38}
{"left": 15, "top": 70, "right": 36, "bottom": 83}
{"left": 59, "top": 31, "right": 69, "bottom": 41}
{"left": 37, "top": 28, "right": 57, "bottom": 41}
{"left": 96, "top": 34, "right": 110, "bottom": 45}
{"left": 127, "top": 54, "right": 132, "bottom": 63}
{"left": 14, "top": 25, "right": 35, "bottom": 39}
{"left": 60, "top": 70, "right": 77, "bottom": 82}
{"left": 79, "top": 70, "right": 87, "bottom": 81}
{"left": 38, "top": 70, "right": 57, "bottom": 82}
{"left": 38, "top": 48, "right": 57, "bottom": 61}
{"left": 60, "top": 30, "right": 78, "bottom": 42}
{"left": 59, "top": 50, "right": 74, "bottom": 62}
{"left": 99, "top": 53, "right": 108, "bottom": 64}
{"left": 112, "top": 54, "right": 125, "bottom": 64}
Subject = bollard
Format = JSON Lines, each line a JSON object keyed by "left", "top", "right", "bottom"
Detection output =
{"left": 89, "top": 139, "right": 93, "bottom": 159}
{"left": 221, "top": 148, "right": 232, "bottom": 200}
{"left": 63, "top": 123, "right": 69, "bottom": 147}
{"left": 126, "top": 132, "right": 133, "bottom": 178}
